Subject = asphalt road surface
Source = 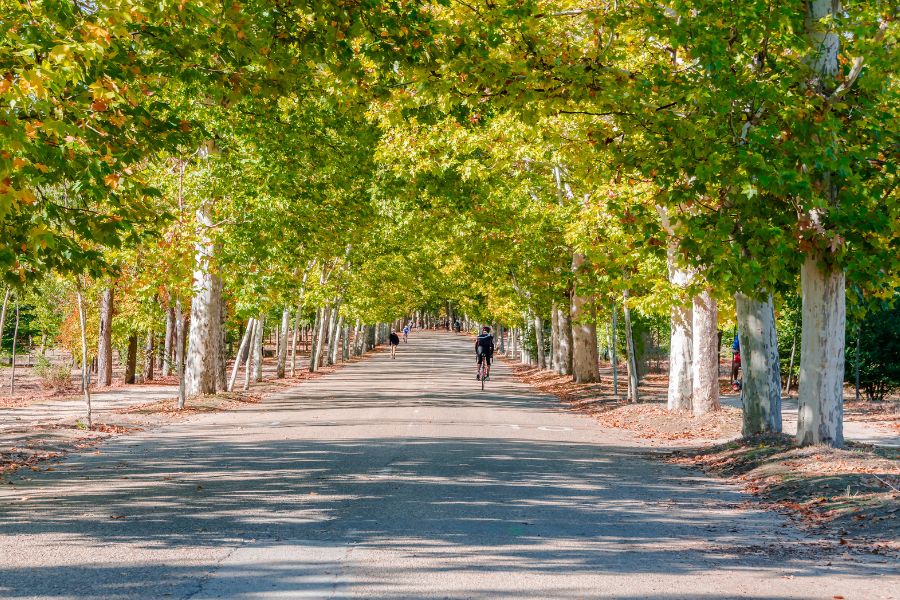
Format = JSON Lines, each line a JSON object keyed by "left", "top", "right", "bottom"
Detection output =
{"left": 0, "top": 331, "right": 895, "bottom": 599}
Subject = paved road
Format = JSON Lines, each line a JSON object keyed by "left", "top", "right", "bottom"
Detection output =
{"left": 0, "top": 332, "right": 895, "bottom": 600}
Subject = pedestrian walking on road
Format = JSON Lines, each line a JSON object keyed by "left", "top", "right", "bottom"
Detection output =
{"left": 389, "top": 329, "right": 400, "bottom": 359}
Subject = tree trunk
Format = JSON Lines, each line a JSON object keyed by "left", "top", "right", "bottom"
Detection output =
{"left": 550, "top": 303, "right": 559, "bottom": 372}
{"left": 75, "top": 286, "right": 92, "bottom": 427}
{"left": 534, "top": 313, "right": 546, "bottom": 370}
{"left": 244, "top": 318, "right": 259, "bottom": 391}
{"left": 797, "top": 254, "right": 845, "bottom": 446}
{"left": 736, "top": 292, "right": 783, "bottom": 435}
{"left": 9, "top": 300, "right": 19, "bottom": 394}
{"left": 366, "top": 324, "right": 376, "bottom": 351}
{"left": 97, "top": 287, "right": 114, "bottom": 386}
{"left": 175, "top": 301, "right": 186, "bottom": 409}
{"left": 213, "top": 275, "right": 226, "bottom": 392}
{"left": 143, "top": 330, "right": 155, "bottom": 382}
{"left": 611, "top": 307, "right": 619, "bottom": 400}
{"left": 794, "top": 0, "right": 845, "bottom": 447}
{"left": 276, "top": 307, "right": 290, "bottom": 378}
{"left": 290, "top": 305, "right": 301, "bottom": 377}
{"left": 571, "top": 254, "right": 600, "bottom": 383}
{"left": 668, "top": 301, "right": 693, "bottom": 411}
{"left": 184, "top": 202, "right": 223, "bottom": 396}
{"left": 229, "top": 318, "right": 255, "bottom": 392}
{"left": 308, "top": 308, "right": 322, "bottom": 371}
{"left": 0, "top": 287, "right": 9, "bottom": 355}
{"left": 557, "top": 300, "right": 573, "bottom": 376}
{"left": 691, "top": 289, "right": 720, "bottom": 415}
{"left": 785, "top": 329, "right": 798, "bottom": 394}
{"left": 331, "top": 316, "right": 344, "bottom": 365}
{"left": 124, "top": 335, "right": 138, "bottom": 384}
{"left": 622, "top": 292, "right": 639, "bottom": 403}
{"left": 311, "top": 307, "right": 329, "bottom": 371}
{"left": 163, "top": 306, "right": 175, "bottom": 376}
{"left": 253, "top": 313, "right": 264, "bottom": 382}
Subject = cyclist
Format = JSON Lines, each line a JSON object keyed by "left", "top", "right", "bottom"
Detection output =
{"left": 389, "top": 329, "right": 400, "bottom": 359}
{"left": 475, "top": 325, "right": 494, "bottom": 380}
{"left": 402, "top": 323, "right": 410, "bottom": 343}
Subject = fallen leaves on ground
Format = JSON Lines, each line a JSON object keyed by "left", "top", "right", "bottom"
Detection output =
{"left": 668, "top": 434, "right": 900, "bottom": 549}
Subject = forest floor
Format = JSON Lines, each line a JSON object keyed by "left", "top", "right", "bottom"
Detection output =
{"left": 507, "top": 361, "right": 900, "bottom": 550}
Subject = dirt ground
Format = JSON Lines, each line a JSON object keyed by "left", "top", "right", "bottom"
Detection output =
{"left": 0, "top": 352, "right": 374, "bottom": 479}
{"left": 504, "top": 357, "right": 900, "bottom": 548}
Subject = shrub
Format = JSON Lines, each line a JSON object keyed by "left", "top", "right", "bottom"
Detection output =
{"left": 34, "top": 355, "right": 73, "bottom": 392}
{"left": 845, "top": 301, "right": 900, "bottom": 401}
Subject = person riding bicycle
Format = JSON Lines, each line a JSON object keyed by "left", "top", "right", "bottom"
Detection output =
{"left": 402, "top": 324, "right": 410, "bottom": 343}
{"left": 475, "top": 326, "right": 494, "bottom": 380}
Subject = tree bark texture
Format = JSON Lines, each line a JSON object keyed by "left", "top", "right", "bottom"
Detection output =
{"left": 797, "top": 254, "right": 845, "bottom": 446}
{"left": 622, "top": 292, "right": 639, "bottom": 403}
{"left": 691, "top": 289, "right": 720, "bottom": 416}
{"left": 253, "top": 313, "right": 264, "bottom": 382}
{"left": 163, "top": 306, "right": 175, "bottom": 376}
{"left": 571, "top": 254, "right": 600, "bottom": 383}
{"left": 97, "top": 287, "right": 114, "bottom": 386}
{"left": 125, "top": 335, "right": 138, "bottom": 384}
{"left": 557, "top": 300, "right": 573, "bottom": 376}
{"left": 229, "top": 318, "right": 254, "bottom": 392}
{"left": 735, "top": 292, "right": 783, "bottom": 435}
{"left": 277, "top": 307, "right": 290, "bottom": 378}
{"left": 534, "top": 313, "right": 546, "bottom": 370}
{"left": 185, "top": 207, "right": 220, "bottom": 396}
{"left": 75, "top": 287, "right": 92, "bottom": 427}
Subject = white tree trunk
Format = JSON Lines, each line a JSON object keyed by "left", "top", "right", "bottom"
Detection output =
{"left": 622, "top": 291, "right": 639, "bottom": 403}
{"left": 311, "top": 307, "right": 329, "bottom": 371}
{"left": 797, "top": 254, "right": 845, "bottom": 446}
{"left": 75, "top": 287, "right": 92, "bottom": 427}
{"left": 534, "top": 313, "right": 546, "bottom": 369}
{"left": 244, "top": 318, "right": 258, "bottom": 391}
{"left": 276, "top": 307, "right": 290, "bottom": 378}
{"left": 290, "top": 305, "right": 301, "bottom": 377}
{"left": 228, "top": 318, "right": 254, "bottom": 392}
{"left": 253, "top": 313, "right": 264, "bottom": 382}
{"left": 610, "top": 307, "right": 619, "bottom": 400}
{"left": 668, "top": 302, "right": 693, "bottom": 411}
{"left": 185, "top": 207, "right": 218, "bottom": 397}
{"left": 331, "top": 316, "right": 344, "bottom": 364}
{"left": 97, "top": 287, "right": 114, "bottom": 386}
{"left": 736, "top": 292, "right": 783, "bottom": 435}
{"left": 213, "top": 275, "right": 226, "bottom": 392}
{"left": 691, "top": 289, "right": 720, "bottom": 415}
{"left": 163, "top": 306, "right": 175, "bottom": 376}
{"left": 0, "top": 288, "right": 9, "bottom": 352}
{"left": 9, "top": 300, "right": 19, "bottom": 394}
{"left": 550, "top": 303, "right": 559, "bottom": 372}
{"left": 557, "top": 301, "right": 573, "bottom": 376}
{"left": 175, "top": 300, "right": 186, "bottom": 408}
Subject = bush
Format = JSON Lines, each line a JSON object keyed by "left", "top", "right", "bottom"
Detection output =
{"left": 845, "top": 301, "right": 900, "bottom": 401}
{"left": 34, "top": 355, "right": 73, "bottom": 392}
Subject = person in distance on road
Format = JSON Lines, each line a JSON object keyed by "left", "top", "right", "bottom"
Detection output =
{"left": 475, "top": 326, "right": 494, "bottom": 379}
{"left": 389, "top": 329, "right": 400, "bottom": 359}
{"left": 402, "top": 323, "right": 410, "bottom": 343}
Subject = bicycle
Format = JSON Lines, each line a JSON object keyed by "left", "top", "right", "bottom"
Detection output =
{"left": 477, "top": 356, "right": 490, "bottom": 390}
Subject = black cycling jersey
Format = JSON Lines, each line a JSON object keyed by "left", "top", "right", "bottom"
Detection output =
{"left": 389, "top": 333, "right": 400, "bottom": 345}
{"left": 475, "top": 333, "right": 494, "bottom": 354}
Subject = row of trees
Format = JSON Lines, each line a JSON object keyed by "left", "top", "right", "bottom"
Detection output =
{"left": 2, "top": 2, "right": 896, "bottom": 447}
